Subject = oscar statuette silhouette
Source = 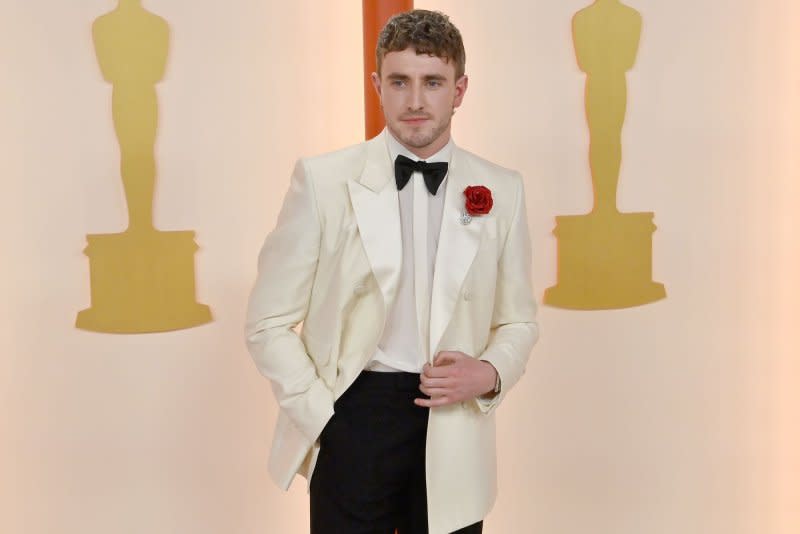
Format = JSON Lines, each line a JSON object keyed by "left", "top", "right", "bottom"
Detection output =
{"left": 544, "top": 0, "right": 666, "bottom": 309}
{"left": 76, "top": 0, "right": 212, "bottom": 332}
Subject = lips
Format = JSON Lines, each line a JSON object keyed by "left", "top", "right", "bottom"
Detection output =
{"left": 402, "top": 117, "right": 429, "bottom": 124}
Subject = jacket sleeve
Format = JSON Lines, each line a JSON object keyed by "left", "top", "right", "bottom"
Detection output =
{"left": 475, "top": 172, "right": 539, "bottom": 414}
{"left": 244, "top": 159, "right": 334, "bottom": 442}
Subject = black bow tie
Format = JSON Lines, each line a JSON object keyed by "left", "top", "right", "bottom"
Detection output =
{"left": 394, "top": 155, "right": 448, "bottom": 195}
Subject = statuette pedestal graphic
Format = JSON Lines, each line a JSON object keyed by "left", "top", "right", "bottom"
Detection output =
{"left": 545, "top": 212, "right": 665, "bottom": 309}
{"left": 77, "top": 231, "right": 211, "bottom": 332}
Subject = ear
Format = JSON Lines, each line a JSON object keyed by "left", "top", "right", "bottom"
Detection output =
{"left": 453, "top": 74, "right": 468, "bottom": 109}
{"left": 370, "top": 72, "right": 382, "bottom": 100}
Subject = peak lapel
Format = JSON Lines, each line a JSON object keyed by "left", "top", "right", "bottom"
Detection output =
{"left": 429, "top": 147, "right": 484, "bottom": 360}
{"left": 347, "top": 131, "right": 402, "bottom": 318}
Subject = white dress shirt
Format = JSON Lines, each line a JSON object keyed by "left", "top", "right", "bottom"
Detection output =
{"left": 365, "top": 129, "right": 453, "bottom": 373}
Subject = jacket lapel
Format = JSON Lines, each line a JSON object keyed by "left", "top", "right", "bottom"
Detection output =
{"left": 429, "top": 147, "right": 483, "bottom": 360}
{"left": 347, "top": 134, "right": 483, "bottom": 362}
{"left": 347, "top": 131, "right": 402, "bottom": 320}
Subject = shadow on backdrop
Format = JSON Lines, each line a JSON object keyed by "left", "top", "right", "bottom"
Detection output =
{"left": 76, "top": 0, "right": 212, "bottom": 333}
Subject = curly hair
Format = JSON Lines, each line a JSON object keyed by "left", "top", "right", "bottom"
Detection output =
{"left": 376, "top": 9, "right": 466, "bottom": 79}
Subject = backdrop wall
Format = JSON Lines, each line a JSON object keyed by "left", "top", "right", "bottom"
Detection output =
{"left": 1, "top": 1, "right": 797, "bottom": 533}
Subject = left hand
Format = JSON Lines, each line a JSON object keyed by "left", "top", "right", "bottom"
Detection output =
{"left": 414, "top": 351, "right": 497, "bottom": 408}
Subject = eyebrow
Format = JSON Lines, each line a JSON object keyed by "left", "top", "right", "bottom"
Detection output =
{"left": 385, "top": 73, "right": 448, "bottom": 81}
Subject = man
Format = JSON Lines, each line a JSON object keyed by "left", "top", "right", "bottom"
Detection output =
{"left": 245, "top": 9, "right": 538, "bottom": 534}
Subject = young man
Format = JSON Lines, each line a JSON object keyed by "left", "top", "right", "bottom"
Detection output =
{"left": 245, "top": 9, "right": 538, "bottom": 534}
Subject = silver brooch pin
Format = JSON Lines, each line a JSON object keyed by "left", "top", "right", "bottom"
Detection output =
{"left": 459, "top": 210, "right": 472, "bottom": 225}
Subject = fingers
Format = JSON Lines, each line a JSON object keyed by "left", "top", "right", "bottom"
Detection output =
{"left": 422, "top": 360, "right": 463, "bottom": 379}
{"left": 418, "top": 377, "right": 460, "bottom": 404}
{"left": 419, "top": 374, "right": 452, "bottom": 388}
{"left": 418, "top": 380, "right": 450, "bottom": 396}
{"left": 433, "top": 351, "right": 463, "bottom": 366}
{"left": 419, "top": 388, "right": 449, "bottom": 399}
{"left": 415, "top": 352, "right": 476, "bottom": 408}
{"left": 421, "top": 364, "right": 449, "bottom": 379}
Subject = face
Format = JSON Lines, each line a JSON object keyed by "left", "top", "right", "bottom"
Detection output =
{"left": 371, "top": 48, "right": 468, "bottom": 159}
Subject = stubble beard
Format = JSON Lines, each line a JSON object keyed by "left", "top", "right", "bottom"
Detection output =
{"left": 390, "top": 111, "right": 453, "bottom": 151}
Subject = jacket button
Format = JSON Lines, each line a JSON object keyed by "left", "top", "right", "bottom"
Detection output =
{"left": 353, "top": 283, "right": 368, "bottom": 295}
{"left": 463, "top": 290, "right": 472, "bottom": 301}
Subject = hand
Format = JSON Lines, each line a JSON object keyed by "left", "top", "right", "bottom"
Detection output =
{"left": 415, "top": 351, "right": 497, "bottom": 408}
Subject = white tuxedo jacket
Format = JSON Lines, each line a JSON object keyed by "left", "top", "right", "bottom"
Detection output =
{"left": 245, "top": 130, "right": 539, "bottom": 534}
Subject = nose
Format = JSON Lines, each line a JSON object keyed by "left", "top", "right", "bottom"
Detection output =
{"left": 408, "top": 82, "right": 424, "bottom": 111}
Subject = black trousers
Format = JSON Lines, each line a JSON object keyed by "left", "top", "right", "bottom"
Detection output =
{"left": 310, "top": 371, "right": 483, "bottom": 534}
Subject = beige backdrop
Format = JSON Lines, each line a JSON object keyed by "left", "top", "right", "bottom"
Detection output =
{"left": 1, "top": 1, "right": 798, "bottom": 533}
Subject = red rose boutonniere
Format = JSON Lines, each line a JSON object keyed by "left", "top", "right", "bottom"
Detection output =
{"left": 463, "top": 185, "right": 493, "bottom": 222}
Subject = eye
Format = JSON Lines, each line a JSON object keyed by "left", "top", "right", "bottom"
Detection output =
{"left": 426, "top": 80, "right": 442, "bottom": 88}
{"left": 390, "top": 80, "right": 406, "bottom": 87}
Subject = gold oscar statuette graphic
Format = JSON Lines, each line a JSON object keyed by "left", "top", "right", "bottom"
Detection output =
{"left": 544, "top": 0, "right": 666, "bottom": 310}
{"left": 76, "top": 0, "right": 212, "bottom": 332}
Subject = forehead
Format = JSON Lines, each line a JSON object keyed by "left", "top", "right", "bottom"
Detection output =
{"left": 380, "top": 48, "right": 455, "bottom": 78}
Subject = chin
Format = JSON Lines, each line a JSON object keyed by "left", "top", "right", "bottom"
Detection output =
{"left": 404, "top": 135, "right": 430, "bottom": 148}
{"left": 401, "top": 130, "right": 436, "bottom": 148}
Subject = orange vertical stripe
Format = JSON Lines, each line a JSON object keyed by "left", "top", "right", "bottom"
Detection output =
{"left": 363, "top": 0, "right": 413, "bottom": 140}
